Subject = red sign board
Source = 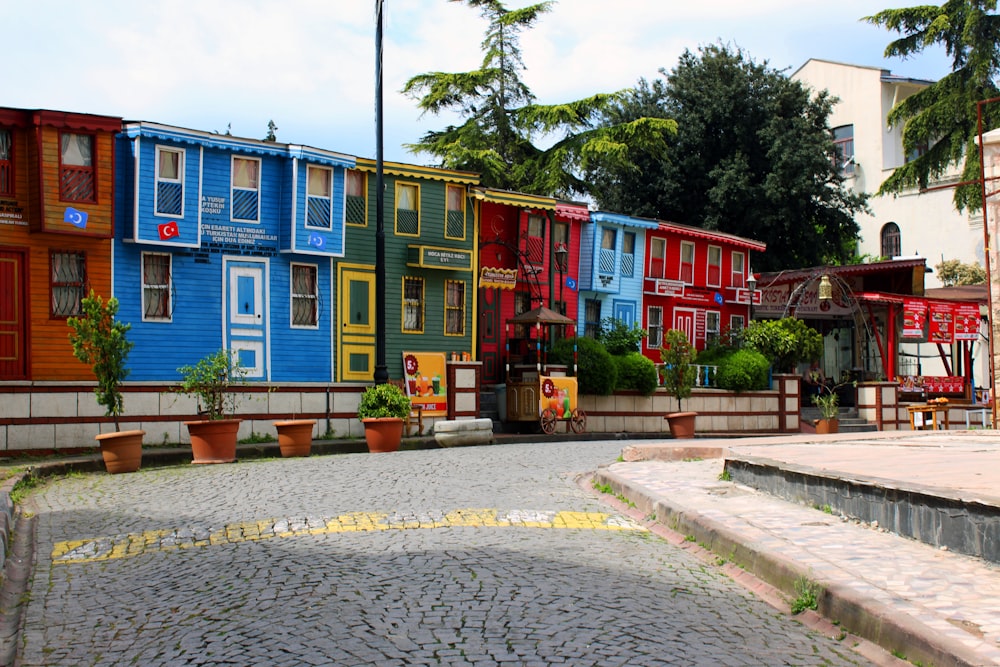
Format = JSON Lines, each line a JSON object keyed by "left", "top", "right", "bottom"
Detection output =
{"left": 954, "top": 303, "right": 980, "bottom": 341}
{"left": 928, "top": 302, "right": 954, "bottom": 344}
{"left": 902, "top": 298, "right": 927, "bottom": 339}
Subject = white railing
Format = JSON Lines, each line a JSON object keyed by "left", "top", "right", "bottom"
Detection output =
{"left": 656, "top": 364, "right": 718, "bottom": 388}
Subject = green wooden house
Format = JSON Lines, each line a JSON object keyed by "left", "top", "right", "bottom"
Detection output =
{"left": 335, "top": 159, "right": 480, "bottom": 383}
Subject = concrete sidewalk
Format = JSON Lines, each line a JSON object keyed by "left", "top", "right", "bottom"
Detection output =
{"left": 594, "top": 430, "right": 1000, "bottom": 667}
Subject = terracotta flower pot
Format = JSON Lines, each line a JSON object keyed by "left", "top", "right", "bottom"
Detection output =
{"left": 362, "top": 417, "right": 404, "bottom": 453}
{"left": 665, "top": 411, "right": 698, "bottom": 439}
{"left": 814, "top": 418, "right": 839, "bottom": 434}
{"left": 185, "top": 418, "right": 241, "bottom": 464}
{"left": 95, "top": 430, "right": 145, "bottom": 474}
{"left": 274, "top": 419, "right": 316, "bottom": 457}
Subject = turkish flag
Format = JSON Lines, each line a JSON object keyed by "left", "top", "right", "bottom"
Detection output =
{"left": 158, "top": 221, "right": 180, "bottom": 240}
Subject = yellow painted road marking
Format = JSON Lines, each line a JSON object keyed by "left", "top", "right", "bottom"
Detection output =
{"left": 51, "top": 509, "right": 646, "bottom": 564}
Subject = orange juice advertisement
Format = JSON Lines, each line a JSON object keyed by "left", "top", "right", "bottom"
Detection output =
{"left": 402, "top": 352, "right": 448, "bottom": 415}
{"left": 539, "top": 376, "right": 577, "bottom": 418}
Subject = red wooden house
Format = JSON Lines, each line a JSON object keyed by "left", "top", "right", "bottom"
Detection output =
{"left": 0, "top": 108, "right": 121, "bottom": 380}
{"left": 473, "top": 188, "right": 586, "bottom": 384}
{"left": 642, "top": 221, "right": 765, "bottom": 357}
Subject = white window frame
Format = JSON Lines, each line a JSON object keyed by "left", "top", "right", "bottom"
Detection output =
{"left": 231, "top": 155, "right": 261, "bottom": 223}
{"left": 706, "top": 245, "right": 722, "bottom": 288}
{"left": 649, "top": 237, "right": 666, "bottom": 279}
{"left": 154, "top": 146, "right": 184, "bottom": 218}
{"left": 730, "top": 314, "right": 745, "bottom": 333}
{"left": 305, "top": 165, "right": 333, "bottom": 230}
{"left": 141, "top": 252, "right": 172, "bottom": 322}
{"left": 706, "top": 310, "right": 721, "bottom": 343}
{"left": 731, "top": 251, "right": 745, "bottom": 288}
{"left": 647, "top": 306, "right": 663, "bottom": 349}
{"left": 290, "top": 263, "right": 319, "bottom": 329}
{"left": 679, "top": 241, "right": 695, "bottom": 285}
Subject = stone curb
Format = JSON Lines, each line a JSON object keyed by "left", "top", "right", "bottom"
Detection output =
{"left": 593, "top": 466, "right": 986, "bottom": 667}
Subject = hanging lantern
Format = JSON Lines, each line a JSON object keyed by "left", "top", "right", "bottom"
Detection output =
{"left": 818, "top": 275, "right": 833, "bottom": 301}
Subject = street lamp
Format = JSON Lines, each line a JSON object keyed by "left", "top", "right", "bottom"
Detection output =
{"left": 554, "top": 243, "right": 569, "bottom": 315}
{"left": 746, "top": 270, "right": 757, "bottom": 322}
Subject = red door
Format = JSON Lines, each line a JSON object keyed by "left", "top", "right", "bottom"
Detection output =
{"left": 0, "top": 249, "right": 27, "bottom": 379}
{"left": 479, "top": 287, "right": 501, "bottom": 384}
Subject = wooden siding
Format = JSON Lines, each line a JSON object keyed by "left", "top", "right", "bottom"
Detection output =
{"left": 0, "top": 110, "right": 117, "bottom": 381}
{"left": 34, "top": 126, "right": 115, "bottom": 237}
{"left": 338, "top": 173, "right": 475, "bottom": 380}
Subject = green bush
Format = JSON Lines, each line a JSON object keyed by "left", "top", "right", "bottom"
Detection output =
{"left": 741, "top": 318, "right": 822, "bottom": 373}
{"left": 597, "top": 318, "right": 647, "bottom": 355}
{"left": 613, "top": 353, "right": 659, "bottom": 395}
{"left": 716, "top": 349, "right": 770, "bottom": 392}
{"left": 550, "top": 336, "right": 617, "bottom": 395}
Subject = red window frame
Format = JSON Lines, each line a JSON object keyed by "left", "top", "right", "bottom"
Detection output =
{"left": 59, "top": 132, "right": 96, "bottom": 203}
{"left": 0, "top": 128, "right": 12, "bottom": 197}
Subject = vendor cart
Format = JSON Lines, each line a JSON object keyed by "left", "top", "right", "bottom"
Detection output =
{"left": 503, "top": 306, "right": 586, "bottom": 434}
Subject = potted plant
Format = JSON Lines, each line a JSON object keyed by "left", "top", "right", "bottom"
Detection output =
{"left": 661, "top": 329, "right": 698, "bottom": 439}
{"left": 176, "top": 349, "right": 249, "bottom": 463}
{"left": 811, "top": 373, "right": 855, "bottom": 434}
{"left": 811, "top": 389, "right": 840, "bottom": 434}
{"left": 273, "top": 417, "right": 316, "bottom": 457}
{"left": 67, "top": 291, "right": 144, "bottom": 474}
{"left": 357, "top": 382, "right": 412, "bottom": 453}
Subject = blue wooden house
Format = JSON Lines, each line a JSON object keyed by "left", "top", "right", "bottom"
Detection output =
{"left": 577, "top": 211, "right": 659, "bottom": 337}
{"left": 113, "top": 122, "right": 355, "bottom": 382}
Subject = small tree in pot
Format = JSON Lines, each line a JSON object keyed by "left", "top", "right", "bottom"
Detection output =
{"left": 176, "top": 349, "right": 250, "bottom": 463}
{"left": 67, "top": 291, "right": 144, "bottom": 473}
{"left": 357, "top": 382, "right": 412, "bottom": 453}
{"left": 661, "top": 329, "right": 698, "bottom": 438}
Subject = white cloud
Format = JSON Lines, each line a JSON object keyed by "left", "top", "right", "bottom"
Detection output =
{"left": 6, "top": 0, "right": 952, "bottom": 163}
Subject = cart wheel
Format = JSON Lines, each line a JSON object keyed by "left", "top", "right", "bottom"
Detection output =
{"left": 570, "top": 409, "right": 587, "bottom": 434}
{"left": 540, "top": 409, "right": 557, "bottom": 434}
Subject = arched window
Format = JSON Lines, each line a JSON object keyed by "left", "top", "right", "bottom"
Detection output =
{"left": 881, "top": 222, "right": 901, "bottom": 258}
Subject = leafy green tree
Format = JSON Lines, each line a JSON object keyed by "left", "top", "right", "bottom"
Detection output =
{"left": 865, "top": 1, "right": 1000, "bottom": 212}
{"left": 587, "top": 44, "right": 868, "bottom": 271}
{"left": 597, "top": 317, "right": 647, "bottom": 355}
{"left": 67, "top": 292, "right": 134, "bottom": 431}
{"left": 401, "top": 0, "right": 675, "bottom": 198}
{"left": 935, "top": 258, "right": 987, "bottom": 285}
{"left": 741, "top": 317, "right": 823, "bottom": 373}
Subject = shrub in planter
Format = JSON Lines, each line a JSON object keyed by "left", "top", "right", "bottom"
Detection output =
{"left": 716, "top": 349, "right": 770, "bottom": 392}
{"left": 661, "top": 329, "right": 697, "bottom": 412}
{"left": 550, "top": 336, "right": 617, "bottom": 395}
{"left": 67, "top": 291, "right": 143, "bottom": 473}
{"left": 597, "top": 318, "right": 647, "bottom": 355}
{"left": 614, "top": 353, "right": 659, "bottom": 395}
{"left": 357, "top": 382, "right": 412, "bottom": 420}
{"left": 741, "top": 317, "right": 823, "bottom": 373}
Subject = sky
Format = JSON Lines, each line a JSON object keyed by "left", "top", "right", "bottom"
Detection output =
{"left": 8, "top": 0, "right": 952, "bottom": 165}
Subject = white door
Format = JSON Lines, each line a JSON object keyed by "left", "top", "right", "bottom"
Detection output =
{"left": 225, "top": 258, "right": 267, "bottom": 379}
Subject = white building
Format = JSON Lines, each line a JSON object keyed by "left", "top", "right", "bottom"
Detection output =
{"left": 791, "top": 60, "right": 989, "bottom": 387}
{"left": 792, "top": 59, "right": 984, "bottom": 286}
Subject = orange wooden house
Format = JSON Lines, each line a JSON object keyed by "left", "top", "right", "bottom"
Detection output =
{"left": 0, "top": 108, "right": 122, "bottom": 380}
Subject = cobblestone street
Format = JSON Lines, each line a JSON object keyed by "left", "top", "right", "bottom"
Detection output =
{"left": 18, "top": 441, "right": 867, "bottom": 666}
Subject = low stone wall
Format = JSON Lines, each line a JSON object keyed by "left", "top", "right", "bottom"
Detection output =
{"left": 0, "top": 382, "right": 371, "bottom": 453}
{"left": 0, "top": 373, "right": 802, "bottom": 452}
{"left": 577, "top": 373, "right": 802, "bottom": 435}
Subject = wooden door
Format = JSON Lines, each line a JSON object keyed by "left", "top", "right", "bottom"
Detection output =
{"left": 0, "top": 249, "right": 27, "bottom": 379}
{"left": 225, "top": 259, "right": 268, "bottom": 379}
{"left": 339, "top": 265, "right": 376, "bottom": 381}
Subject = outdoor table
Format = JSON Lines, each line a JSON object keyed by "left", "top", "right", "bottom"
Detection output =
{"left": 907, "top": 404, "right": 949, "bottom": 430}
